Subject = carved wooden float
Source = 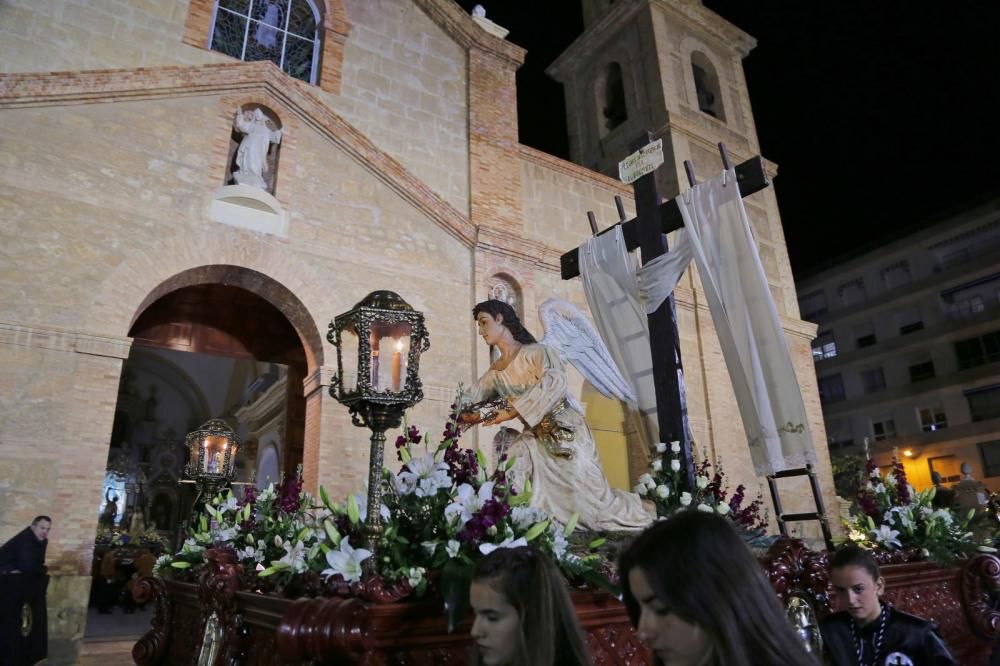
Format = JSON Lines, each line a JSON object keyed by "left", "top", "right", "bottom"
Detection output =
{"left": 134, "top": 541, "right": 1000, "bottom": 664}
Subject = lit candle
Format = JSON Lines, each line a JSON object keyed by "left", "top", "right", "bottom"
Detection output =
{"left": 391, "top": 340, "right": 402, "bottom": 391}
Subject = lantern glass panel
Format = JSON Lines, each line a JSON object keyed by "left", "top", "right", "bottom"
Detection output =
{"left": 340, "top": 323, "right": 360, "bottom": 392}
{"left": 202, "top": 434, "right": 230, "bottom": 474}
{"left": 371, "top": 320, "right": 411, "bottom": 392}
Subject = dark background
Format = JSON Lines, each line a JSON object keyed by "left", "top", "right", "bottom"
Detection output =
{"left": 456, "top": 1, "right": 1000, "bottom": 278}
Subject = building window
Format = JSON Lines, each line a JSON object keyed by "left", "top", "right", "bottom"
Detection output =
{"left": 882, "top": 260, "right": 911, "bottom": 290}
{"left": 871, "top": 417, "right": 897, "bottom": 442}
{"left": 799, "top": 290, "right": 828, "bottom": 320}
{"left": 980, "top": 440, "right": 1000, "bottom": 477}
{"left": 209, "top": 0, "right": 321, "bottom": 84}
{"left": 838, "top": 279, "right": 866, "bottom": 307}
{"left": 918, "top": 406, "right": 947, "bottom": 432}
{"left": 929, "top": 455, "right": 962, "bottom": 483}
{"left": 827, "top": 438, "right": 855, "bottom": 451}
{"left": 853, "top": 319, "right": 877, "bottom": 349}
{"left": 861, "top": 367, "right": 886, "bottom": 394}
{"left": 955, "top": 330, "right": 1000, "bottom": 369}
{"left": 908, "top": 360, "right": 936, "bottom": 383}
{"left": 691, "top": 52, "right": 725, "bottom": 120}
{"left": 896, "top": 305, "right": 924, "bottom": 335}
{"left": 818, "top": 374, "right": 846, "bottom": 404}
{"left": 811, "top": 331, "right": 837, "bottom": 361}
{"left": 967, "top": 385, "right": 1000, "bottom": 422}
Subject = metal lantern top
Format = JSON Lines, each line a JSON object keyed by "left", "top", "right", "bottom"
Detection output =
{"left": 183, "top": 418, "right": 241, "bottom": 493}
{"left": 327, "top": 290, "right": 430, "bottom": 413}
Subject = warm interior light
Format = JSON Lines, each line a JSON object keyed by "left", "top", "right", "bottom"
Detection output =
{"left": 903, "top": 449, "right": 913, "bottom": 457}
{"left": 395, "top": 339, "right": 403, "bottom": 352}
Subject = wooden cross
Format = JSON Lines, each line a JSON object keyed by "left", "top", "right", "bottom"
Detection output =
{"left": 560, "top": 133, "right": 770, "bottom": 493}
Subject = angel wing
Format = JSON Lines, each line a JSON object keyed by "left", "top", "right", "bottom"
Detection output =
{"left": 537, "top": 298, "right": 637, "bottom": 407}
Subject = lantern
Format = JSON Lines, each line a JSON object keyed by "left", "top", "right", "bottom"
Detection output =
{"left": 183, "top": 418, "right": 241, "bottom": 497}
{"left": 327, "top": 291, "right": 430, "bottom": 562}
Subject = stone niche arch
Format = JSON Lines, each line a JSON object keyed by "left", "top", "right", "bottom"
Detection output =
{"left": 690, "top": 50, "right": 726, "bottom": 121}
{"left": 595, "top": 61, "right": 628, "bottom": 135}
{"left": 486, "top": 272, "right": 524, "bottom": 319}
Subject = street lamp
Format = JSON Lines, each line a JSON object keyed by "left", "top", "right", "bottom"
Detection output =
{"left": 327, "top": 291, "right": 430, "bottom": 563}
{"left": 183, "top": 418, "right": 241, "bottom": 498}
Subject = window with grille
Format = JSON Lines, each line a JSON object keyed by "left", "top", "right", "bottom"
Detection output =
{"left": 882, "top": 260, "right": 912, "bottom": 290}
{"left": 909, "top": 360, "right": 936, "bottom": 383}
{"left": 918, "top": 406, "right": 947, "bottom": 432}
{"left": 838, "top": 279, "right": 866, "bottom": 307}
{"left": 861, "top": 367, "right": 886, "bottom": 394}
{"left": 818, "top": 374, "right": 846, "bottom": 404}
{"left": 811, "top": 331, "right": 837, "bottom": 361}
{"left": 871, "top": 417, "right": 896, "bottom": 442}
{"left": 967, "top": 386, "right": 1000, "bottom": 422}
{"left": 799, "top": 290, "right": 828, "bottom": 320}
{"left": 210, "top": 0, "right": 320, "bottom": 84}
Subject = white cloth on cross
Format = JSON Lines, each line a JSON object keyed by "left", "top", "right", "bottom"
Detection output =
{"left": 579, "top": 225, "right": 658, "bottom": 457}
{"left": 634, "top": 168, "right": 814, "bottom": 475}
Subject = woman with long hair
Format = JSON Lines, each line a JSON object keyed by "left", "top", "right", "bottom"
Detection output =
{"left": 821, "top": 545, "right": 955, "bottom": 665}
{"left": 469, "top": 545, "right": 591, "bottom": 666}
{"left": 459, "top": 299, "right": 652, "bottom": 531}
{"left": 619, "top": 510, "right": 818, "bottom": 665}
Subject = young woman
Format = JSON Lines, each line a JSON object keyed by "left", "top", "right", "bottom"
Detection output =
{"left": 821, "top": 545, "right": 956, "bottom": 666}
{"left": 619, "top": 510, "right": 818, "bottom": 666}
{"left": 469, "top": 545, "right": 591, "bottom": 666}
{"left": 459, "top": 299, "right": 652, "bottom": 531}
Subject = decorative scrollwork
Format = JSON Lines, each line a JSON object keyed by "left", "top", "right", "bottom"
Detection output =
{"left": 761, "top": 537, "right": 830, "bottom": 616}
{"left": 276, "top": 596, "right": 370, "bottom": 662}
{"left": 132, "top": 576, "right": 171, "bottom": 665}
{"left": 961, "top": 553, "right": 1000, "bottom": 639}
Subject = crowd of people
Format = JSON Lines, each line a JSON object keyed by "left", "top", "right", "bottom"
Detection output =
{"left": 468, "top": 510, "right": 960, "bottom": 666}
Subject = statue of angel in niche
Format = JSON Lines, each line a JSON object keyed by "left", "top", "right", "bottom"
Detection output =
{"left": 458, "top": 298, "right": 654, "bottom": 531}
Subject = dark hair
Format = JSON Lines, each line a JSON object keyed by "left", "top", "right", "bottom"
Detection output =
{"left": 472, "top": 300, "right": 537, "bottom": 345}
{"left": 32, "top": 516, "right": 51, "bottom": 525}
{"left": 471, "top": 546, "right": 590, "bottom": 666}
{"left": 619, "top": 511, "right": 816, "bottom": 666}
{"left": 829, "top": 544, "right": 881, "bottom": 581}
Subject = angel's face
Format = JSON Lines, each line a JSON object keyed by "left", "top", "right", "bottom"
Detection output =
{"left": 476, "top": 312, "right": 506, "bottom": 347}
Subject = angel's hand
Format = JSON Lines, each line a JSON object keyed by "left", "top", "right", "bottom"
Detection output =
{"left": 457, "top": 410, "right": 481, "bottom": 426}
{"left": 484, "top": 407, "right": 519, "bottom": 426}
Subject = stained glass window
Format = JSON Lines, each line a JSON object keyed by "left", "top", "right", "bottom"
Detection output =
{"left": 209, "top": 0, "right": 320, "bottom": 84}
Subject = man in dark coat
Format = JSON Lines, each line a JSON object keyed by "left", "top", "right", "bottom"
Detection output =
{"left": 0, "top": 515, "right": 50, "bottom": 573}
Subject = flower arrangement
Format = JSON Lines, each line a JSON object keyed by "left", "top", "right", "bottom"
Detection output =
{"left": 839, "top": 448, "right": 985, "bottom": 564}
{"left": 632, "top": 440, "right": 769, "bottom": 540}
{"left": 155, "top": 399, "right": 610, "bottom": 627}
{"left": 95, "top": 526, "right": 167, "bottom": 552}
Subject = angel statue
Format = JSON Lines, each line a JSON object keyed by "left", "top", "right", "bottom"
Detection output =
{"left": 458, "top": 298, "right": 655, "bottom": 531}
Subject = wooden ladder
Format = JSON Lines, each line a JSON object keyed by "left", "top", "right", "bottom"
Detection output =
{"left": 766, "top": 464, "right": 834, "bottom": 551}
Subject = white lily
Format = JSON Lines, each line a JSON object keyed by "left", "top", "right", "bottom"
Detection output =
{"left": 445, "top": 481, "right": 496, "bottom": 528}
{"left": 670, "top": 441, "right": 681, "bottom": 453}
{"left": 696, "top": 475, "right": 709, "bottom": 490}
{"left": 510, "top": 506, "right": 544, "bottom": 531}
{"left": 655, "top": 484, "right": 670, "bottom": 499}
{"left": 479, "top": 536, "right": 528, "bottom": 555}
{"left": 871, "top": 524, "right": 901, "bottom": 549}
{"left": 655, "top": 442, "right": 667, "bottom": 453}
{"left": 445, "top": 539, "right": 461, "bottom": 558}
{"left": 279, "top": 539, "right": 308, "bottom": 573}
{"left": 634, "top": 483, "right": 648, "bottom": 496}
{"left": 398, "top": 452, "right": 453, "bottom": 497}
{"left": 651, "top": 459, "right": 663, "bottom": 472}
{"left": 321, "top": 537, "right": 372, "bottom": 583}
{"left": 680, "top": 491, "right": 692, "bottom": 507}
{"left": 670, "top": 459, "right": 681, "bottom": 472}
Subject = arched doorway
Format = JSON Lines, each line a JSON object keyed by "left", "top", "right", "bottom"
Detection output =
{"left": 85, "top": 267, "right": 318, "bottom": 636}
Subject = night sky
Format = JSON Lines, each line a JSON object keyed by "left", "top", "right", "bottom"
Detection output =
{"left": 456, "top": 1, "right": 1000, "bottom": 278}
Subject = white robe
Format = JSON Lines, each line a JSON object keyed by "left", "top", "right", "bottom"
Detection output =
{"left": 464, "top": 343, "right": 653, "bottom": 531}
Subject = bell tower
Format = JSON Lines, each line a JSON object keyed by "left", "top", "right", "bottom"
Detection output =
{"left": 547, "top": 0, "right": 800, "bottom": 318}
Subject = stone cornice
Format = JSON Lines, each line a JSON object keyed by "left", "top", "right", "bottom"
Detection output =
{"left": 0, "top": 321, "right": 132, "bottom": 359}
{"left": 412, "top": 0, "right": 526, "bottom": 68}
{"left": 519, "top": 145, "right": 633, "bottom": 198}
{"left": 548, "top": 0, "right": 756, "bottom": 81}
{"left": 475, "top": 227, "right": 562, "bottom": 274}
{"left": 0, "top": 62, "right": 477, "bottom": 247}
{"left": 302, "top": 365, "right": 338, "bottom": 397}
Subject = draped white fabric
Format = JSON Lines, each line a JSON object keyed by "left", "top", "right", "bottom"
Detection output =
{"left": 579, "top": 226, "right": 657, "bottom": 456}
{"left": 635, "top": 169, "right": 815, "bottom": 475}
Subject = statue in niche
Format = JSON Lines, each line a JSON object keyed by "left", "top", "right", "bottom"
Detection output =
{"left": 232, "top": 108, "right": 282, "bottom": 191}
{"left": 99, "top": 488, "right": 119, "bottom": 529}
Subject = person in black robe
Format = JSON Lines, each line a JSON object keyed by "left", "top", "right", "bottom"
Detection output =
{"left": 0, "top": 515, "right": 50, "bottom": 573}
{"left": 821, "top": 545, "right": 955, "bottom": 666}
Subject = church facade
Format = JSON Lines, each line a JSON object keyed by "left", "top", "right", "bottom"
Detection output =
{"left": 0, "top": 0, "right": 834, "bottom": 660}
